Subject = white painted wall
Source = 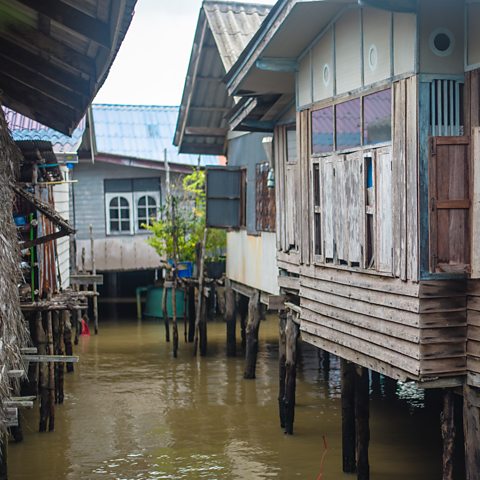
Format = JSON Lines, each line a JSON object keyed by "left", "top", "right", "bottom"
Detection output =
{"left": 226, "top": 230, "right": 279, "bottom": 295}
{"left": 52, "top": 167, "right": 70, "bottom": 288}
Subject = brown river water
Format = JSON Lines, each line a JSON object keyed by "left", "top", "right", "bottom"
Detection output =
{"left": 10, "top": 312, "right": 445, "bottom": 479}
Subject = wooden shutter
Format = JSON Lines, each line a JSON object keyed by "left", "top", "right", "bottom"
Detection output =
{"left": 206, "top": 167, "right": 242, "bottom": 228}
{"left": 429, "top": 136, "right": 470, "bottom": 273}
{"left": 376, "top": 147, "right": 393, "bottom": 273}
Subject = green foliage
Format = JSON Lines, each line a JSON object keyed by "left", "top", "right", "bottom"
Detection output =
{"left": 146, "top": 170, "right": 226, "bottom": 262}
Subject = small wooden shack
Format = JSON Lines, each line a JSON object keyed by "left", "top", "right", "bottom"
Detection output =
{"left": 223, "top": 0, "right": 480, "bottom": 477}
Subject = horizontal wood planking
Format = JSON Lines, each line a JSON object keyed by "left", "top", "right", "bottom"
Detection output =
{"left": 299, "top": 267, "right": 468, "bottom": 380}
{"left": 467, "top": 280, "right": 480, "bottom": 380}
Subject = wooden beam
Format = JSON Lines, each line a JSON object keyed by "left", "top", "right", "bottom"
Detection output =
{"left": 22, "top": 354, "right": 79, "bottom": 363}
{"left": 1, "top": 24, "right": 96, "bottom": 76}
{"left": 0, "top": 56, "right": 85, "bottom": 110}
{"left": 184, "top": 127, "right": 228, "bottom": 137}
{"left": 21, "top": 230, "right": 69, "bottom": 249}
{"left": 179, "top": 143, "right": 225, "bottom": 155}
{"left": 358, "top": 0, "right": 418, "bottom": 12}
{"left": 16, "top": 0, "right": 111, "bottom": 48}
{"left": 70, "top": 274, "right": 104, "bottom": 286}
{"left": 13, "top": 184, "right": 75, "bottom": 234}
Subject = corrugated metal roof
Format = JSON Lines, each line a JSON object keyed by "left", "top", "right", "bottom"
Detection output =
{"left": 204, "top": 1, "right": 272, "bottom": 71}
{"left": 174, "top": 1, "right": 271, "bottom": 155}
{"left": 92, "top": 104, "right": 215, "bottom": 166}
{"left": 4, "top": 107, "right": 86, "bottom": 154}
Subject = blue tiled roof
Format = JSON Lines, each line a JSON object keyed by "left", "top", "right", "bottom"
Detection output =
{"left": 4, "top": 107, "right": 85, "bottom": 154}
{"left": 92, "top": 104, "right": 217, "bottom": 166}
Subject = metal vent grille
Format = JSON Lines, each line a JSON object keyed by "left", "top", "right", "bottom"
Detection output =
{"left": 430, "top": 79, "right": 464, "bottom": 136}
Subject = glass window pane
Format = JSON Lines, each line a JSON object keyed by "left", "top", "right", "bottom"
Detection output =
{"left": 121, "top": 221, "right": 130, "bottom": 231}
{"left": 286, "top": 128, "right": 297, "bottom": 163}
{"left": 363, "top": 89, "right": 392, "bottom": 145}
{"left": 110, "top": 197, "right": 119, "bottom": 208}
{"left": 110, "top": 220, "right": 119, "bottom": 231}
{"left": 110, "top": 208, "right": 119, "bottom": 219}
{"left": 148, "top": 207, "right": 157, "bottom": 219}
{"left": 138, "top": 208, "right": 146, "bottom": 218}
{"left": 138, "top": 221, "right": 145, "bottom": 230}
{"left": 312, "top": 107, "right": 334, "bottom": 154}
{"left": 138, "top": 196, "right": 146, "bottom": 206}
{"left": 147, "top": 196, "right": 156, "bottom": 207}
{"left": 120, "top": 197, "right": 129, "bottom": 207}
{"left": 120, "top": 208, "right": 130, "bottom": 219}
{"left": 336, "top": 99, "right": 361, "bottom": 149}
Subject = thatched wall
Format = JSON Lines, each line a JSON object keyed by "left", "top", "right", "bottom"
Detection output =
{"left": 0, "top": 107, "right": 28, "bottom": 429}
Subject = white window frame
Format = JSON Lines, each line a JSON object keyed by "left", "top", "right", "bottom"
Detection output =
{"left": 105, "top": 192, "right": 134, "bottom": 235}
{"left": 134, "top": 191, "right": 161, "bottom": 233}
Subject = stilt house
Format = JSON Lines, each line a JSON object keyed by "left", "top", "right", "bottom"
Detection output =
{"left": 174, "top": 1, "right": 283, "bottom": 310}
{"left": 222, "top": 0, "right": 480, "bottom": 474}
{"left": 0, "top": 0, "right": 136, "bottom": 450}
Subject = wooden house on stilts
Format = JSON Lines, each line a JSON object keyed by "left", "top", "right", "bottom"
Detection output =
{"left": 0, "top": 0, "right": 136, "bottom": 475}
{"left": 188, "top": 0, "right": 480, "bottom": 477}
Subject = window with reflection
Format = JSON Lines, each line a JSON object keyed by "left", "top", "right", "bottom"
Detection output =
{"left": 137, "top": 195, "right": 158, "bottom": 230}
{"left": 109, "top": 196, "right": 131, "bottom": 233}
{"left": 336, "top": 98, "right": 361, "bottom": 149}
{"left": 363, "top": 89, "right": 392, "bottom": 145}
{"left": 311, "top": 106, "right": 334, "bottom": 154}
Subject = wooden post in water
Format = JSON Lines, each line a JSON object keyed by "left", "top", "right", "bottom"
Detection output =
{"left": 193, "top": 229, "right": 207, "bottom": 356}
{"left": 441, "top": 389, "right": 455, "bottom": 480}
{"left": 284, "top": 310, "right": 299, "bottom": 435}
{"left": 341, "top": 359, "right": 356, "bottom": 473}
{"left": 64, "top": 311, "right": 74, "bottom": 373}
{"left": 46, "top": 311, "right": 55, "bottom": 432}
{"left": 463, "top": 384, "right": 480, "bottom": 480}
{"left": 225, "top": 279, "right": 236, "bottom": 357}
{"left": 188, "top": 285, "right": 196, "bottom": 342}
{"left": 37, "top": 312, "right": 49, "bottom": 432}
{"left": 355, "top": 365, "right": 370, "bottom": 480}
{"left": 244, "top": 291, "right": 261, "bottom": 379}
{"left": 172, "top": 277, "right": 178, "bottom": 358}
{"left": 89, "top": 225, "right": 98, "bottom": 334}
{"left": 161, "top": 282, "right": 170, "bottom": 343}
{"left": 55, "top": 311, "right": 66, "bottom": 404}
{"left": 383, "top": 376, "right": 397, "bottom": 400}
{"left": 238, "top": 293, "right": 249, "bottom": 352}
{"left": 0, "top": 433, "right": 7, "bottom": 480}
{"left": 278, "top": 310, "right": 287, "bottom": 429}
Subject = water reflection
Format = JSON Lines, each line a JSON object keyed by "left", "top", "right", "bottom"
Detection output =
{"left": 10, "top": 314, "right": 443, "bottom": 479}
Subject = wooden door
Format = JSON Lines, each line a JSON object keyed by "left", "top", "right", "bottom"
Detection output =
{"left": 429, "top": 136, "right": 470, "bottom": 273}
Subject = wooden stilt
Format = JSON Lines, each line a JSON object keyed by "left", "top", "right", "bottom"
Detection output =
{"left": 10, "top": 413, "right": 23, "bottom": 443}
{"left": 463, "top": 384, "right": 480, "bottom": 480}
{"left": 188, "top": 285, "right": 195, "bottom": 343}
{"left": 55, "top": 311, "right": 66, "bottom": 404}
{"left": 37, "top": 312, "right": 49, "bottom": 432}
{"left": 64, "top": 311, "right": 74, "bottom": 373}
{"left": 0, "top": 432, "right": 7, "bottom": 480}
{"left": 238, "top": 294, "right": 248, "bottom": 352}
{"left": 73, "top": 309, "right": 80, "bottom": 346}
{"left": 46, "top": 311, "right": 55, "bottom": 432}
{"left": 370, "top": 371, "right": 381, "bottom": 397}
{"left": 341, "top": 359, "right": 356, "bottom": 474}
{"left": 172, "top": 278, "right": 178, "bottom": 358}
{"left": 225, "top": 279, "right": 236, "bottom": 357}
{"left": 278, "top": 311, "right": 287, "bottom": 429}
{"left": 199, "top": 296, "right": 207, "bottom": 357}
{"left": 162, "top": 283, "right": 170, "bottom": 343}
{"left": 284, "top": 311, "right": 299, "bottom": 435}
{"left": 441, "top": 389, "right": 455, "bottom": 480}
{"left": 183, "top": 286, "right": 188, "bottom": 343}
{"left": 355, "top": 366, "right": 370, "bottom": 480}
{"left": 244, "top": 291, "right": 261, "bottom": 379}
{"left": 89, "top": 225, "right": 99, "bottom": 334}
{"left": 193, "top": 229, "right": 207, "bottom": 357}
{"left": 383, "top": 376, "right": 397, "bottom": 400}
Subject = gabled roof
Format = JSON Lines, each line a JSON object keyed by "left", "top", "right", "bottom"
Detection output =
{"left": 0, "top": 0, "right": 137, "bottom": 135}
{"left": 91, "top": 104, "right": 213, "bottom": 167}
{"left": 225, "top": 0, "right": 356, "bottom": 97}
{"left": 4, "top": 108, "right": 85, "bottom": 154}
{"left": 174, "top": 1, "right": 271, "bottom": 155}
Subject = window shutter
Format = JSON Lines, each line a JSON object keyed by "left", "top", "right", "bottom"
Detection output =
{"left": 429, "top": 136, "right": 470, "bottom": 273}
{"left": 206, "top": 167, "right": 242, "bottom": 228}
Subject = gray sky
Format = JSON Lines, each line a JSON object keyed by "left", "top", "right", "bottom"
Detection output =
{"left": 94, "top": 0, "right": 276, "bottom": 106}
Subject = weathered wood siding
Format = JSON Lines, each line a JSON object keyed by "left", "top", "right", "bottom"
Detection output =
{"left": 468, "top": 281, "right": 480, "bottom": 387}
{"left": 466, "top": 2, "right": 480, "bottom": 70}
{"left": 300, "top": 266, "right": 467, "bottom": 381}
